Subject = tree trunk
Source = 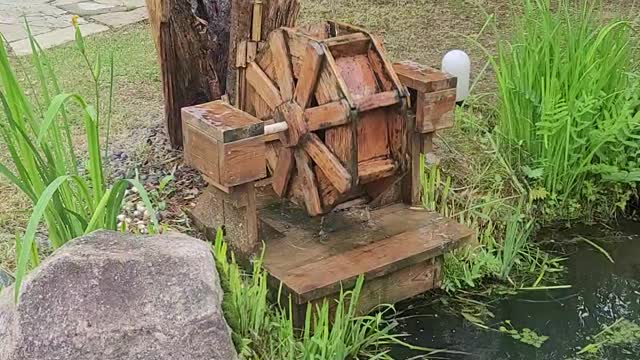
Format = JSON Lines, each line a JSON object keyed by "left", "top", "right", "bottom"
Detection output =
{"left": 146, "top": 0, "right": 231, "bottom": 148}
{"left": 146, "top": 0, "right": 299, "bottom": 148}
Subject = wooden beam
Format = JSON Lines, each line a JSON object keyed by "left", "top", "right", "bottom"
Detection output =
{"left": 294, "top": 148, "right": 323, "bottom": 215}
{"left": 358, "top": 158, "right": 397, "bottom": 184}
{"left": 271, "top": 147, "right": 295, "bottom": 196}
{"left": 354, "top": 91, "right": 400, "bottom": 113}
{"left": 293, "top": 42, "right": 324, "bottom": 108}
{"left": 304, "top": 101, "right": 350, "bottom": 131}
{"left": 246, "top": 62, "right": 283, "bottom": 109}
{"left": 302, "top": 133, "right": 352, "bottom": 194}
{"left": 325, "top": 32, "right": 371, "bottom": 58}
{"left": 270, "top": 30, "right": 295, "bottom": 102}
{"left": 251, "top": 0, "right": 263, "bottom": 41}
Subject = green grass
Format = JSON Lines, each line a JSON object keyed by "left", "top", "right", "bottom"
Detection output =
{"left": 493, "top": 0, "right": 640, "bottom": 219}
{"left": 212, "top": 229, "right": 433, "bottom": 359}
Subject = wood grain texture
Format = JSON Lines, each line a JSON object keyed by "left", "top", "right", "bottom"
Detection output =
{"left": 354, "top": 90, "right": 399, "bottom": 113}
{"left": 246, "top": 62, "right": 283, "bottom": 109}
{"left": 392, "top": 61, "right": 457, "bottom": 93}
{"left": 145, "top": 0, "right": 230, "bottom": 148}
{"left": 358, "top": 158, "right": 397, "bottom": 184}
{"left": 260, "top": 201, "right": 474, "bottom": 304}
{"left": 302, "top": 133, "right": 352, "bottom": 194}
{"left": 417, "top": 88, "right": 456, "bottom": 133}
{"left": 181, "top": 100, "right": 264, "bottom": 143}
{"left": 293, "top": 41, "right": 325, "bottom": 108}
{"left": 293, "top": 148, "right": 323, "bottom": 215}
{"left": 271, "top": 147, "right": 294, "bottom": 196}
{"left": 304, "top": 101, "right": 350, "bottom": 131}
{"left": 269, "top": 29, "right": 295, "bottom": 102}
{"left": 219, "top": 137, "right": 267, "bottom": 187}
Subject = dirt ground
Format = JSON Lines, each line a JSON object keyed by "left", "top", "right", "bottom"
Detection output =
{"left": 0, "top": 0, "right": 637, "bottom": 272}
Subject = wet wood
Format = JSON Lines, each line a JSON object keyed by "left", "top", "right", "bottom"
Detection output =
{"left": 294, "top": 149, "right": 323, "bottom": 215}
{"left": 219, "top": 137, "right": 267, "bottom": 187}
{"left": 260, "top": 201, "right": 474, "bottom": 304}
{"left": 302, "top": 133, "right": 352, "bottom": 194}
{"left": 392, "top": 61, "right": 457, "bottom": 93}
{"left": 271, "top": 147, "right": 295, "bottom": 196}
{"left": 325, "top": 32, "right": 371, "bottom": 58}
{"left": 275, "top": 101, "right": 307, "bottom": 147}
{"left": 181, "top": 100, "right": 264, "bottom": 143}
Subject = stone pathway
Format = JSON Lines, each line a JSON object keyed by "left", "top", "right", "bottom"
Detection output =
{"left": 0, "top": 0, "right": 148, "bottom": 55}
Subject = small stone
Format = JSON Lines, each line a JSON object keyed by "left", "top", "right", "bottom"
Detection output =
{"left": 143, "top": 210, "right": 150, "bottom": 220}
{"left": 133, "top": 210, "right": 141, "bottom": 218}
{"left": 125, "top": 217, "right": 132, "bottom": 224}
{"left": 136, "top": 203, "right": 146, "bottom": 212}
{"left": 117, "top": 214, "right": 126, "bottom": 222}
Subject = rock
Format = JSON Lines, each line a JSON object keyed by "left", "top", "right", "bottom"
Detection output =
{"left": 0, "top": 230, "right": 237, "bottom": 360}
{"left": 0, "top": 268, "right": 12, "bottom": 288}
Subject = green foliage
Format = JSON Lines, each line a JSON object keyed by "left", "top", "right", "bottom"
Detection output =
{"left": 0, "top": 24, "right": 157, "bottom": 301}
{"left": 576, "top": 318, "right": 640, "bottom": 358}
{"left": 212, "top": 229, "right": 433, "bottom": 359}
{"left": 493, "top": 0, "right": 640, "bottom": 217}
{"left": 498, "top": 320, "right": 549, "bottom": 348}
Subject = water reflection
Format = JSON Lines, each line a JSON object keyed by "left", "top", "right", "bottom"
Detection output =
{"left": 392, "top": 222, "right": 640, "bottom": 359}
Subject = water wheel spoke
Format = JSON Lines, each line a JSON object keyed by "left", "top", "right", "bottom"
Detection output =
{"left": 270, "top": 30, "right": 295, "bottom": 102}
{"left": 271, "top": 147, "right": 295, "bottom": 196}
{"left": 246, "top": 62, "right": 283, "bottom": 109}
{"left": 294, "top": 41, "right": 325, "bottom": 109}
{"left": 302, "top": 133, "right": 352, "bottom": 194}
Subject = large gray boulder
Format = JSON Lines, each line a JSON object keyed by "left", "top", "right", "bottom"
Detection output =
{"left": 0, "top": 230, "right": 237, "bottom": 360}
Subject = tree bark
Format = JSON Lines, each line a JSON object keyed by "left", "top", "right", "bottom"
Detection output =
{"left": 146, "top": 0, "right": 231, "bottom": 148}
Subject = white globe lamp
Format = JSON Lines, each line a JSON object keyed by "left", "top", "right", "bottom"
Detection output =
{"left": 441, "top": 50, "right": 470, "bottom": 102}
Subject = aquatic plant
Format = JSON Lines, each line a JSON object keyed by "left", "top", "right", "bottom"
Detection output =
{"left": 576, "top": 318, "right": 640, "bottom": 358}
{"left": 493, "top": 0, "right": 640, "bottom": 216}
{"left": 212, "top": 228, "right": 433, "bottom": 359}
{"left": 0, "top": 23, "right": 157, "bottom": 301}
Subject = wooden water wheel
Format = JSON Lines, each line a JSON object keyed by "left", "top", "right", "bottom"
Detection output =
{"left": 240, "top": 22, "right": 410, "bottom": 215}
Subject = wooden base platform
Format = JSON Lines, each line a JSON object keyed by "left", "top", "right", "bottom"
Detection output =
{"left": 256, "top": 188, "right": 473, "bottom": 321}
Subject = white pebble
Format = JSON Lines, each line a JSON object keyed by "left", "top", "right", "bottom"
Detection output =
{"left": 131, "top": 187, "right": 139, "bottom": 193}
{"left": 143, "top": 210, "right": 150, "bottom": 219}
{"left": 125, "top": 217, "right": 132, "bottom": 224}
{"left": 133, "top": 210, "right": 141, "bottom": 218}
{"left": 136, "top": 202, "right": 146, "bottom": 212}
{"left": 117, "top": 214, "right": 126, "bottom": 222}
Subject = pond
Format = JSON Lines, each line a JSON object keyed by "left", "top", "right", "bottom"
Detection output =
{"left": 392, "top": 221, "right": 640, "bottom": 359}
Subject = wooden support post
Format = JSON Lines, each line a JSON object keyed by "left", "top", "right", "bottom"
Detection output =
{"left": 190, "top": 184, "right": 259, "bottom": 261}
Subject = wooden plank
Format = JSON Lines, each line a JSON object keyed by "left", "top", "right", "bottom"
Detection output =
{"left": 302, "top": 133, "right": 352, "bottom": 194}
{"left": 251, "top": 0, "right": 263, "bottom": 41}
{"left": 367, "top": 47, "right": 394, "bottom": 92}
{"left": 417, "top": 88, "right": 456, "bottom": 133}
{"left": 183, "top": 123, "right": 221, "bottom": 184}
{"left": 392, "top": 61, "right": 457, "bottom": 93}
{"left": 358, "top": 158, "right": 397, "bottom": 184}
{"left": 268, "top": 207, "right": 470, "bottom": 303}
{"left": 304, "top": 100, "right": 350, "bottom": 131}
{"left": 325, "top": 32, "right": 371, "bottom": 58}
{"left": 219, "top": 137, "right": 267, "bottom": 187}
{"left": 369, "top": 35, "right": 408, "bottom": 97}
{"left": 294, "top": 148, "right": 324, "bottom": 215}
{"left": 246, "top": 62, "right": 283, "bottom": 109}
{"left": 181, "top": 101, "right": 265, "bottom": 143}
{"left": 276, "top": 101, "right": 307, "bottom": 147}
{"left": 354, "top": 90, "right": 399, "bottom": 112}
{"left": 357, "top": 108, "right": 390, "bottom": 162}
{"left": 270, "top": 30, "right": 295, "bottom": 102}
{"left": 293, "top": 41, "right": 325, "bottom": 108}
{"left": 271, "top": 147, "right": 294, "bottom": 196}
{"left": 323, "top": 46, "right": 355, "bottom": 108}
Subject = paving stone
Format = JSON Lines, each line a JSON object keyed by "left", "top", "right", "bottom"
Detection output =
{"left": 9, "top": 23, "right": 109, "bottom": 55}
{"left": 96, "top": 0, "right": 146, "bottom": 8}
{"left": 58, "top": 1, "right": 128, "bottom": 16}
{"left": 91, "top": 7, "right": 147, "bottom": 28}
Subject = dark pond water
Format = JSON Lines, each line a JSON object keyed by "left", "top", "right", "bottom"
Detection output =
{"left": 391, "top": 221, "right": 640, "bottom": 359}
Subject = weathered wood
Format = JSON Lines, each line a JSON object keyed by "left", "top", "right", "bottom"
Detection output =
{"left": 246, "top": 62, "right": 283, "bottom": 109}
{"left": 145, "top": 0, "right": 230, "bottom": 148}
{"left": 270, "top": 30, "right": 295, "bottom": 102}
{"left": 354, "top": 90, "right": 399, "bottom": 113}
{"left": 181, "top": 100, "right": 264, "bottom": 143}
{"left": 219, "top": 137, "right": 267, "bottom": 187}
{"left": 294, "top": 148, "right": 323, "bottom": 215}
{"left": 392, "top": 61, "right": 457, "bottom": 93}
{"left": 293, "top": 42, "right": 325, "bottom": 108}
{"left": 227, "top": 0, "right": 300, "bottom": 103}
{"left": 304, "top": 101, "right": 350, "bottom": 131}
{"left": 275, "top": 101, "right": 307, "bottom": 147}
{"left": 260, "top": 201, "right": 473, "bottom": 304}
{"left": 271, "top": 147, "right": 295, "bottom": 196}
{"left": 302, "top": 133, "right": 352, "bottom": 194}
{"left": 416, "top": 88, "right": 456, "bottom": 133}
{"left": 251, "top": 0, "right": 263, "bottom": 41}
{"left": 325, "top": 32, "right": 371, "bottom": 58}
{"left": 358, "top": 158, "right": 397, "bottom": 184}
